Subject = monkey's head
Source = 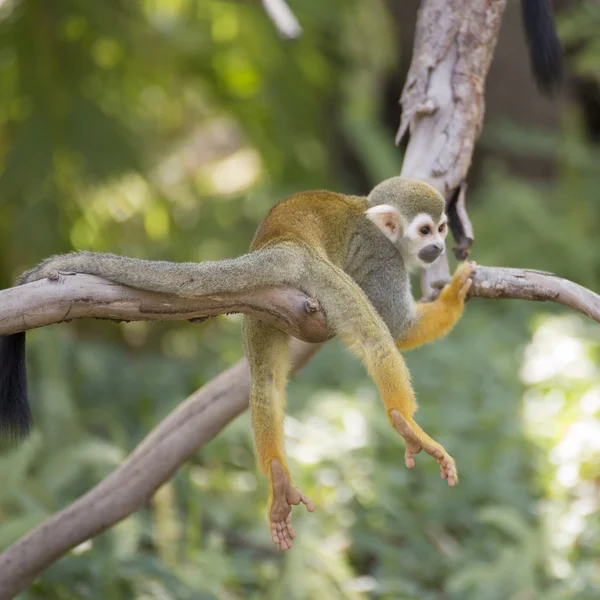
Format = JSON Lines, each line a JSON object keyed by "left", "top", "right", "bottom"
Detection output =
{"left": 365, "top": 177, "right": 448, "bottom": 271}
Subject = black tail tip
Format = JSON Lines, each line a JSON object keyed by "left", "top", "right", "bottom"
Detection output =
{"left": 521, "top": 0, "right": 564, "bottom": 97}
{"left": 530, "top": 42, "right": 564, "bottom": 97}
{"left": 0, "top": 332, "right": 32, "bottom": 441}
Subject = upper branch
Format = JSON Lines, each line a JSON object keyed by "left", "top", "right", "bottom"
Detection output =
{"left": 0, "top": 273, "right": 330, "bottom": 344}
{"left": 398, "top": 0, "right": 508, "bottom": 296}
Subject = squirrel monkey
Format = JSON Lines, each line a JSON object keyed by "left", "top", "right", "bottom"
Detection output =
{"left": 0, "top": 177, "right": 476, "bottom": 551}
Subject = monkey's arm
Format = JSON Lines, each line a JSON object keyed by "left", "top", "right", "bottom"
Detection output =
{"left": 395, "top": 262, "right": 475, "bottom": 351}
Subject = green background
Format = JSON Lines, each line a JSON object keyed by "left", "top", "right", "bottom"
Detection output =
{"left": 0, "top": 1, "right": 598, "bottom": 598}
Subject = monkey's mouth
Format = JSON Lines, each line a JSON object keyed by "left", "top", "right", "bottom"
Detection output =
{"left": 418, "top": 244, "right": 444, "bottom": 264}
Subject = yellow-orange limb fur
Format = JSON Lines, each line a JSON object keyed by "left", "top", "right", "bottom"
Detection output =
{"left": 243, "top": 316, "right": 292, "bottom": 509}
{"left": 396, "top": 262, "right": 474, "bottom": 351}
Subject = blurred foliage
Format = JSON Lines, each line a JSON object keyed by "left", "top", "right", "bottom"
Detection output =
{"left": 0, "top": 0, "right": 599, "bottom": 599}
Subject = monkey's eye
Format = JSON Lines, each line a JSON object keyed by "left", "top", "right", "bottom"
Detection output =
{"left": 438, "top": 223, "right": 446, "bottom": 233}
{"left": 420, "top": 226, "right": 431, "bottom": 235}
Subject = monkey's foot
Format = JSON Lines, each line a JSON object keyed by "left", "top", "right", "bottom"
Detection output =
{"left": 390, "top": 410, "right": 458, "bottom": 486}
{"left": 269, "top": 459, "right": 314, "bottom": 551}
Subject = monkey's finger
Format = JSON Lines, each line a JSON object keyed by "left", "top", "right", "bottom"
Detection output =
{"left": 286, "top": 515, "right": 297, "bottom": 539}
{"left": 450, "top": 260, "right": 477, "bottom": 291}
{"left": 271, "top": 520, "right": 289, "bottom": 548}
{"left": 279, "top": 538, "right": 291, "bottom": 551}
{"left": 282, "top": 525, "right": 294, "bottom": 546}
{"left": 271, "top": 524, "right": 281, "bottom": 546}
{"left": 281, "top": 522, "right": 294, "bottom": 549}
{"left": 277, "top": 523, "right": 292, "bottom": 550}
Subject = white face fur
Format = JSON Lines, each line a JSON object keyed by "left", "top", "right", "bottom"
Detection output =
{"left": 365, "top": 205, "right": 448, "bottom": 271}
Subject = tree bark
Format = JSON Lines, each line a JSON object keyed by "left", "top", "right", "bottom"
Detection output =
{"left": 397, "top": 0, "right": 508, "bottom": 294}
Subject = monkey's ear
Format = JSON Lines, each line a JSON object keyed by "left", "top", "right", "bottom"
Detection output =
{"left": 365, "top": 204, "right": 402, "bottom": 242}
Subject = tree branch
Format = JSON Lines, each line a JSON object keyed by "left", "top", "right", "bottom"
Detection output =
{"left": 397, "top": 0, "right": 508, "bottom": 295}
{"left": 0, "top": 273, "right": 330, "bottom": 344}
{"left": 470, "top": 266, "right": 600, "bottom": 324}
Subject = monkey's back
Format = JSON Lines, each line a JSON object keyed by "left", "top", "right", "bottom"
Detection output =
{"left": 251, "top": 191, "right": 366, "bottom": 265}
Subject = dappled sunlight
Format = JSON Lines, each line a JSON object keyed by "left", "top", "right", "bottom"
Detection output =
{"left": 71, "top": 540, "right": 93, "bottom": 555}
{"left": 286, "top": 393, "right": 368, "bottom": 465}
{"left": 520, "top": 316, "right": 597, "bottom": 384}
{"left": 200, "top": 148, "right": 262, "bottom": 196}
{"left": 70, "top": 174, "right": 154, "bottom": 247}
{"left": 520, "top": 315, "right": 600, "bottom": 582}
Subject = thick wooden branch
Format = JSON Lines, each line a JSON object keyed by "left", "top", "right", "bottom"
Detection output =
{"left": 0, "top": 273, "right": 330, "bottom": 344}
{"left": 397, "top": 0, "right": 508, "bottom": 295}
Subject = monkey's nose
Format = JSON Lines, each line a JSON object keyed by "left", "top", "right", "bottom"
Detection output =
{"left": 418, "top": 244, "right": 443, "bottom": 263}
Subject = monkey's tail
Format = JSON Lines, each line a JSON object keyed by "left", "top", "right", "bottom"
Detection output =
{"left": 18, "top": 247, "right": 306, "bottom": 297}
{"left": 0, "top": 332, "right": 31, "bottom": 439}
{"left": 521, "top": 0, "right": 563, "bottom": 95}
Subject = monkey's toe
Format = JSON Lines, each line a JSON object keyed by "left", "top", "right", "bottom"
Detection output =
{"left": 268, "top": 462, "right": 314, "bottom": 551}
{"left": 391, "top": 410, "right": 459, "bottom": 487}
{"left": 440, "top": 457, "right": 458, "bottom": 487}
{"left": 271, "top": 518, "right": 294, "bottom": 550}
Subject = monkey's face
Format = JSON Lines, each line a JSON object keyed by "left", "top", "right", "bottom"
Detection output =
{"left": 365, "top": 205, "right": 448, "bottom": 271}
{"left": 401, "top": 212, "right": 448, "bottom": 270}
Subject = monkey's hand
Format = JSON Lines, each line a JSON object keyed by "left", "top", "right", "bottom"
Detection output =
{"left": 268, "top": 460, "right": 314, "bottom": 551}
{"left": 395, "top": 261, "right": 475, "bottom": 351}
{"left": 390, "top": 411, "right": 458, "bottom": 486}
{"left": 437, "top": 260, "right": 476, "bottom": 310}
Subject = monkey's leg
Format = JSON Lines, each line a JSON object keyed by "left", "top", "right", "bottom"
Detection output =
{"left": 396, "top": 261, "right": 476, "bottom": 351}
{"left": 243, "top": 316, "right": 314, "bottom": 551}
{"left": 303, "top": 259, "right": 458, "bottom": 486}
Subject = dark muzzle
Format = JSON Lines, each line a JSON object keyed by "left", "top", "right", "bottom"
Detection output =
{"left": 418, "top": 243, "right": 443, "bottom": 263}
